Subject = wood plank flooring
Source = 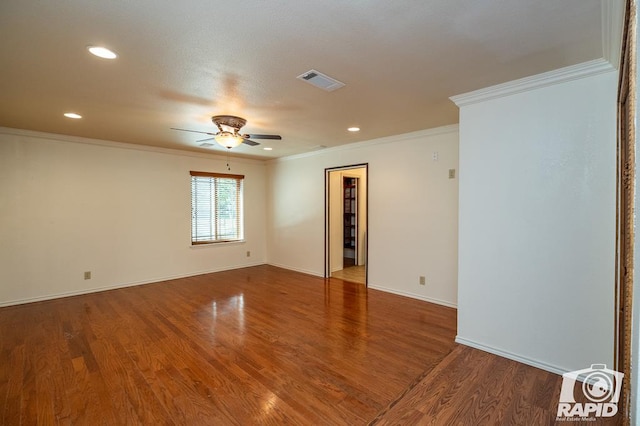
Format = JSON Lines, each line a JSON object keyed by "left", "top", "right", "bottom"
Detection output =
{"left": 371, "top": 345, "right": 622, "bottom": 425}
{"left": 0, "top": 265, "right": 617, "bottom": 425}
{"left": 331, "top": 266, "right": 366, "bottom": 284}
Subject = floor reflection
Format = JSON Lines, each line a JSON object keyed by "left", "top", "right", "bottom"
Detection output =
{"left": 211, "top": 294, "right": 245, "bottom": 339}
{"left": 323, "top": 278, "right": 369, "bottom": 357}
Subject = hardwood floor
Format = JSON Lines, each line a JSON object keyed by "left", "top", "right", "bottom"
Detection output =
{"left": 331, "top": 265, "right": 366, "bottom": 284}
{"left": 0, "top": 265, "right": 616, "bottom": 425}
{"left": 371, "top": 345, "right": 622, "bottom": 425}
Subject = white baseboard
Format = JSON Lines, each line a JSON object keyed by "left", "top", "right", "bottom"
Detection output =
{"left": 2, "top": 263, "right": 454, "bottom": 314}
{"left": 264, "top": 267, "right": 458, "bottom": 310}
{"left": 367, "top": 284, "right": 457, "bottom": 309}
{"left": 455, "top": 336, "right": 566, "bottom": 376}
{"left": 0, "top": 262, "right": 266, "bottom": 307}
{"left": 266, "top": 262, "right": 324, "bottom": 278}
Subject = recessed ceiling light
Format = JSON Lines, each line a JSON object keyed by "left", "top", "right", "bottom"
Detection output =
{"left": 348, "top": 127, "right": 360, "bottom": 132}
{"left": 87, "top": 46, "right": 118, "bottom": 59}
{"left": 263, "top": 147, "right": 273, "bottom": 151}
{"left": 64, "top": 112, "right": 82, "bottom": 119}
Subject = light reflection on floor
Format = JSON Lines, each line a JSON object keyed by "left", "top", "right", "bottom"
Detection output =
{"left": 211, "top": 294, "right": 245, "bottom": 340}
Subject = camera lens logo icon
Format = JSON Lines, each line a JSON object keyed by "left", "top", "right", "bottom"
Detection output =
{"left": 582, "top": 371, "right": 614, "bottom": 403}
{"left": 557, "top": 364, "right": 624, "bottom": 419}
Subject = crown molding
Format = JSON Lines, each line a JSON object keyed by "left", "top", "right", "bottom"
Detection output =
{"left": 602, "top": 0, "right": 625, "bottom": 69}
{"left": 269, "top": 124, "right": 459, "bottom": 164}
{"left": 0, "top": 126, "right": 266, "bottom": 165}
{"left": 450, "top": 58, "right": 616, "bottom": 107}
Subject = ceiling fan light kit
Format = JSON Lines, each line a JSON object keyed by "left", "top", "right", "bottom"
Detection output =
{"left": 214, "top": 131, "right": 244, "bottom": 149}
{"left": 171, "top": 115, "right": 282, "bottom": 150}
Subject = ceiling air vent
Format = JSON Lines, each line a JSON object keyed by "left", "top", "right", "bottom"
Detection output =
{"left": 296, "top": 69, "right": 345, "bottom": 92}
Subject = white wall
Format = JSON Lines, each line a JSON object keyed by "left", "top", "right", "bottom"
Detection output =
{"left": 267, "top": 126, "right": 459, "bottom": 307}
{"left": 0, "top": 129, "right": 267, "bottom": 306}
{"left": 454, "top": 63, "right": 618, "bottom": 374}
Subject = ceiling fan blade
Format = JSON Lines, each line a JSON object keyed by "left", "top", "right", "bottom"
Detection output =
{"left": 242, "top": 139, "right": 260, "bottom": 146}
{"left": 244, "top": 134, "right": 282, "bottom": 140}
{"left": 171, "top": 127, "right": 217, "bottom": 136}
{"left": 197, "top": 137, "right": 216, "bottom": 143}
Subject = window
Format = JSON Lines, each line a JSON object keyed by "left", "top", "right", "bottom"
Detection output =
{"left": 190, "top": 171, "right": 244, "bottom": 244}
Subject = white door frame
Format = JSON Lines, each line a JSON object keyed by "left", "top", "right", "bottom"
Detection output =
{"left": 324, "top": 163, "right": 368, "bottom": 285}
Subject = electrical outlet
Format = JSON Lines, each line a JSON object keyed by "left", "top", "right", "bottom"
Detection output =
{"left": 246, "top": 251, "right": 251, "bottom": 257}
{"left": 419, "top": 276, "right": 426, "bottom": 285}
{"left": 449, "top": 169, "right": 456, "bottom": 179}
{"left": 84, "top": 271, "right": 91, "bottom": 280}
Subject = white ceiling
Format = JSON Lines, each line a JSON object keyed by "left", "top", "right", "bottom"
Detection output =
{"left": 0, "top": 0, "right": 610, "bottom": 159}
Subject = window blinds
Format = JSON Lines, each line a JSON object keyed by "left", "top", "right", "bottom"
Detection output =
{"left": 190, "top": 171, "right": 244, "bottom": 244}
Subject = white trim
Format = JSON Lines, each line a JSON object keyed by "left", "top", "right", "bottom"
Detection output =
{"left": 455, "top": 336, "right": 566, "bottom": 376}
{"left": 367, "top": 284, "right": 457, "bottom": 309}
{"left": 0, "top": 126, "right": 266, "bottom": 165}
{"left": 266, "top": 262, "right": 324, "bottom": 278}
{"left": 602, "top": 0, "right": 625, "bottom": 69}
{"left": 269, "top": 124, "right": 459, "bottom": 164}
{"left": 0, "top": 262, "right": 266, "bottom": 308}
{"left": 450, "top": 59, "right": 616, "bottom": 107}
{"left": 189, "top": 240, "right": 246, "bottom": 249}
{"left": 265, "top": 265, "right": 458, "bottom": 308}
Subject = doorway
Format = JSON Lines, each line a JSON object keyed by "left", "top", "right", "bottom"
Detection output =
{"left": 325, "top": 164, "right": 368, "bottom": 285}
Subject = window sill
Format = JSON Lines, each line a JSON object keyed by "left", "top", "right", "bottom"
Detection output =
{"left": 190, "top": 240, "right": 246, "bottom": 249}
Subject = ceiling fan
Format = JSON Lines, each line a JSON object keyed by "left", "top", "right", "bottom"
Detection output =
{"left": 171, "top": 115, "right": 282, "bottom": 149}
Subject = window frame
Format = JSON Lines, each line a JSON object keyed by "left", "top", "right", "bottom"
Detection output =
{"left": 190, "top": 171, "right": 245, "bottom": 245}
